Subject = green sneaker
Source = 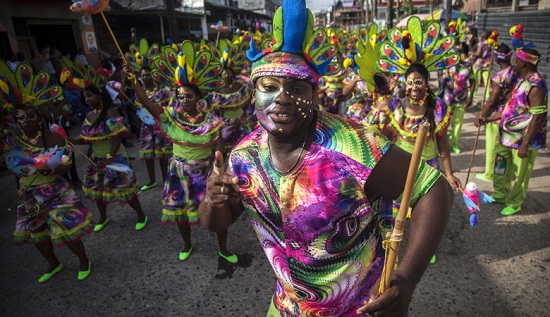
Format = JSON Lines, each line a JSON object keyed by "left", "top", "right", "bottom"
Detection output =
{"left": 450, "top": 147, "right": 461, "bottom": 154}
{"left": 430, "top": 255, "right": 437, "bottom": 264}
{"left": 501, "top": 206, "right": 521, "bottom": 216}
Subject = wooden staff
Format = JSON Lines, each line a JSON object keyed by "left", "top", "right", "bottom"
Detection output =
{"left": 100, "top": 12, "right": 128, "bottom": 63}
{"left": 379, "top": 122, "right": 430, "bottom": 294}
{"left": 465, "top": 49, "right": 495, "bottom": 185}
{"left": 68, "top": 140, "right": 96, "bottom": 166}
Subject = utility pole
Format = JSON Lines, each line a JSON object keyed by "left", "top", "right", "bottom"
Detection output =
{"left": 165, "top": 0, "right": 179, "bottom": 42}
{"left": 387, "top": 0, "right": 394, "bottom": 29}
{"left": 445, "top": 0, "right": 452, "bottom": 31}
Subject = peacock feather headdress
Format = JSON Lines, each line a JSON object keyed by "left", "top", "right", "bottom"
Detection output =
{"left": 247, "top": 0, "right": 336, "bottom": 77}
{"left": 60, "top": 56, "right": 108, "bottom": 90}
{"left": 150, "top": 40, "right": 224, "bottom": 91}
{"left": 0, "top": 59, "right": 63, "bottom": 112}
{"left": 354, "top": 23, "right": 387, "bottom": 93}
{"left": 376, "top": 16, "right": 460, "bottom": 74}
{"left": 449, "top": 18, "right": 472, "bottom": 44}
{"left": 124, "top": 38, "right": 160, "bottom": 71}
{"left": 211, "top": 38, "right": 250, "bottom": 72}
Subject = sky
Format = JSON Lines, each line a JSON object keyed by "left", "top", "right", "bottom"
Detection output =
{"left": 305, "top": 0, "right": 336, "bottom": 13}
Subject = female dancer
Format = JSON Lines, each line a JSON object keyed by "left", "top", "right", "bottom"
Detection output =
{"left": 76, "top": 85, "right": 147, "bottom": 232}
{"left": 4, "top": 105, "right": 92, "bottom": 282}
{"left": 125, "top": 42, "right": 237, "bottom": 262}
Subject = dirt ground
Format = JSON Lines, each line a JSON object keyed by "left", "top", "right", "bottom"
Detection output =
{"left": 1, "top": 87, "right": 549, "bottom": 316}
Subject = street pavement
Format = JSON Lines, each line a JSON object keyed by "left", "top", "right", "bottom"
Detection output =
{"left": 0, "top": 86, "right": 549, "bottom": 316}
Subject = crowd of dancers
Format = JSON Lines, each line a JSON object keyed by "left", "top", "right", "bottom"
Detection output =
{"left": 0, "top": 7, "right": 546, "bottom": 308}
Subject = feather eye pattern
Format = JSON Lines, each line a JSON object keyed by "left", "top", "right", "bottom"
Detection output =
{"left": 0, "top": 60, "right": 62, "bottom": 108}
{"left": 302, "top": 28, "right": 336, "bottom": 75}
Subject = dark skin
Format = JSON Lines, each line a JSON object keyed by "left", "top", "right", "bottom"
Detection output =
{"left": 15, "top": 106, "right": 90, "bottom": 273}
{"left": 123, "top": 63, "right": 233, "bottom": 257}
{"left": 137, "top": 68, "right": 168, "bottom": 187}
{"left": 474, "top": 59, "right": 513, "bottom": 127}
{"left": 198, "top": 76, "right": 453, "bottom": 316}
{"left": 510, "top": 58, "right": 546, "bottom": 158}
{"left": 71, "top": 90, "right": 146, "bottom": 225}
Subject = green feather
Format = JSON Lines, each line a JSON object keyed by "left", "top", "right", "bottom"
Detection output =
{"left": 272, "top": 6, "right": 283, "bottom": 51}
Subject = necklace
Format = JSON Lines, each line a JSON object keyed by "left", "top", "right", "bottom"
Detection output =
{"left": 268, "top": 128, "right": 310, "bottom": 175}
{"left": 182, "top": 110, "right": 203, "bottom": 123}
{"left": 375, "top": 95, "right": 391, "bottom": 104}
{"left": 22, "top": 130, "right": 42, "bottom": 145}
{"left": 408, "top": 96, "right": 427, "bottom": 107}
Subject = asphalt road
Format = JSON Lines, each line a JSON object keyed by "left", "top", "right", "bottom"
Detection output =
{"left": 1, "top": 88, "right": 549, "bottom": 316}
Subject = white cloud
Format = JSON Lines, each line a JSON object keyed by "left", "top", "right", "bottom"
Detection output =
{"left": 306, "top": 0, "right": 334, "bottom": 12}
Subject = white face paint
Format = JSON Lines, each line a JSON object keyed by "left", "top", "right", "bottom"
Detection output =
{"left": 254, "top": 87, "right": 283, "bottom": 110}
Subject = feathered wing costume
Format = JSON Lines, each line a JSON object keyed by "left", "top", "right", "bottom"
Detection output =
{"left": 376, "top": 16, "right": 460, "bottom": 75}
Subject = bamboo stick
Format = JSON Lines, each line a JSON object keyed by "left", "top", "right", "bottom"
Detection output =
{"left": 379, "top": 122, "right": 430, "bottom": 294}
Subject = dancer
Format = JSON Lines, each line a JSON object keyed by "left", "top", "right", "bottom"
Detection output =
{"left": 0, "top": 63, "right": 92, "bottom": 282}
{"left": 135, "top": 67, "right": 172, "bottom": 191}
{"left": 76, "top": 84, "right": 148, "bottom": 232}
{"left": 199, "top": 3, "right": 453, "bottom": 315}
{"left": 474, "top": 43, "right": 519, "bottom": 182}
{"left": 441, "top": 42, "right": 476, "bottom": 153}
{"left": 125, "top": 41, "right": 238, "bottom": 262}
{"left": 208, "top": 39, "right": 253, "bottom": 154}
{"left": 470, "top": 31, "right": 493, "bottom": 96}
{"left": 492, "top": 48, "right": 547, "bottom": 215}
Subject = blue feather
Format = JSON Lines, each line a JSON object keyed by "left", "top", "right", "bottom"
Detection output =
{"left": 463, "top": 194, "right": 480, "bottom": 212}
{"left": 106, "top": 163, "right": 133, "bottom": 174}
{"left": 246, "top": 40, "right": 264, "bottom": 62}
{"left": 280, "top": 0, "right": 307, "bottom": 53}
{"left": 470, "top": 213, "right": 479, "bottom": 227}
{"left": 478, "top": 190, "right": 495, "bottom": 204}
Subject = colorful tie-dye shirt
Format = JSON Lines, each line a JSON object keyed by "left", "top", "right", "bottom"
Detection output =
{"left": 488, "top": 66, "right": 521, "bottom": 116}
{"left": 475, "top": 41, "right": 492, "bottom": 71}
{"left": 229, "top": 112, "right": 392, "bottom": 316}
{"left": 500, "top": 72, "right": 548, "bottom": 149}
{"left": 441, "top": 58, "right": 474, "bottom": 105}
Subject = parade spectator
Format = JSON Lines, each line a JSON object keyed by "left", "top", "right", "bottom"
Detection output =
{"left": 74, "top": 48, "right": 88, "bottom": 65}
{"left": 492, "top": 48, "right": 547, "bottom": 215}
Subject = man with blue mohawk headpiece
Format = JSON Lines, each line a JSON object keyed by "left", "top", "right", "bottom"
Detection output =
{"left": 199, "top": 1, "right": 453, "bottom": 316}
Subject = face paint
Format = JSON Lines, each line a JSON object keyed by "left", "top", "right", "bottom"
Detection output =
{"left": 255, "top": 87, "right": 283, "bottom": 110}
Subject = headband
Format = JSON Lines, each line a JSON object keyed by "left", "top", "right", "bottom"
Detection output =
{"left": 250, "top": 52, "right": 319, "bottom": 90}
{"left": 494, "top": 50, "right": 512, "bottom": 61}
{"left": 516, "top": 50, "right": 539, "bottom": 65}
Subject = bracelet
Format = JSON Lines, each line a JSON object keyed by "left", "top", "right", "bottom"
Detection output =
{"left": 106, "top": 154, "right": 113, "bottom": 159}
{"left": 127, "top": 73, "right": 137, "bottom": 85}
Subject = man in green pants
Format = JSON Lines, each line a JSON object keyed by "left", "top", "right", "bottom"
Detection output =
{"left": 474, "top": 43, "right": 519, "bottom": 182}
{"left": 492, "top": 48, "right": 547, "bottom": 216}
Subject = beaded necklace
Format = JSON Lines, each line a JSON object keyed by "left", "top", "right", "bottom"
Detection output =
{"left": 182, "top": 110, "right": 203, "bottom": 123}
{"left": 22, "top": 130, "right": 42, "bottom": 145}
{"left": 375, "top": 95, "right": 391, "bottom": 104}
{"left": 408, "top": 95, "right": 427, "bottom": 107}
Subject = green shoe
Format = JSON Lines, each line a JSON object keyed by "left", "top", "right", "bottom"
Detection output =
{"left": 430, "top": 255, "right": 437, "bottom": 264}
{"left": 475, "top": 173, "right": 493, "bottom": 182}
{"left": 78, "top": 262, "right": 91, "bottom": 280}
{"left": 450, "top": 147, "right": 461, "bottom": 154}
{"left": 38, "top": 263, "right": 63, "bottom": 283}
{"left": 501, "top": 206, "right": 521, "bottom": 216}
{"left": 135, "top": 215, "right": 148, "bottom": 231}
{"left": 93, "top": 218, "right": 110, "bottom": 232}
{"left": 139, "top": 182, "right": 157, "bottom": 192}
{"left": 179, "top": 246, "right": 193, "bottom": 261}
{"left": 219, "top": 251, "right": 238, "bottom": 264}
